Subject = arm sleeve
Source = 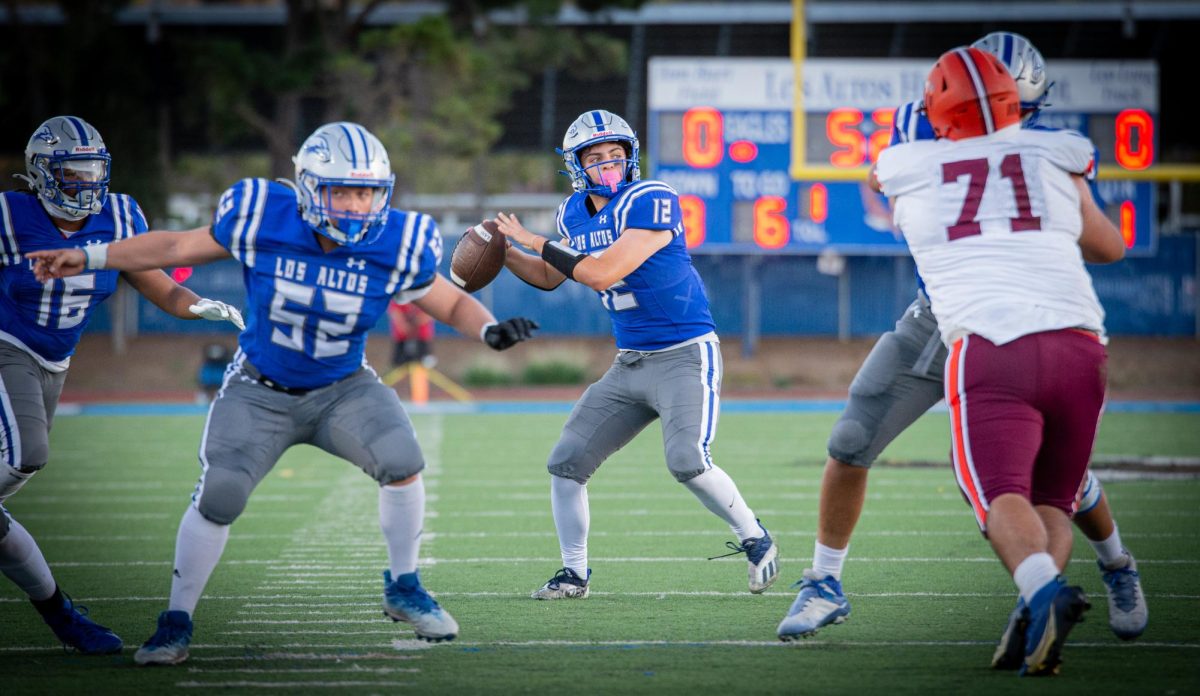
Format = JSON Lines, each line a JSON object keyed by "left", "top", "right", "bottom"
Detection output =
{"left": 211, "top": 178, "right": 270, "bottom": 266}
{"left": 617, "top": 184, "right": 681, "bottom": 235}
{"left": 392, "top": 213, "right": 442, "bottom": 304}
{"left": 874, "top": 143, "right": 930, "bottom": 197}
{"left": 0, "top": 193, "right": 20, "bottom": 266}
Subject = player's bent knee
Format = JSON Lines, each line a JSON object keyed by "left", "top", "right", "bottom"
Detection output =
{"left": 547, "top": 434, "right": 599, "bottom": 484}
{"left": 196, "top": 469, "right": 255, "bottom": 525}
{"left": 827, "top": 419, "right": 874, "bottom": 468}
{"left": 374, "top": 452, "right": 425, "bottom": 485}
{"left": 16, "top": 440, "right": 49, "bottom": 474}
{"left": 664, "top": 445, "right": 707, "bottom": 482}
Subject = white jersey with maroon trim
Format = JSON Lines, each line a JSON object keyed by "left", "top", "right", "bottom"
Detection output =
{"left": 875, "top": 124, "right": 1107, "bottom": 346}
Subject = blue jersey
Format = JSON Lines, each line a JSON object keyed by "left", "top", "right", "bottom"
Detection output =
{"left": 0, "top": 191, "right": 145, "bottom": 368}
{"left": 212, "top": 179, "right": 441, "bottom": 390}
{"left": 556, "top": 180, "right": 715, "bottom": 351}
{"left": 888, "top": 99, "right": 1105, "bottom": 298}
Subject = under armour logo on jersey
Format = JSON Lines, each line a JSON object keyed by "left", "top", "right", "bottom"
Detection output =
{"left": 84, "top": 239, "right": 103, "bottom": 247}
{"left": 598, "top": 214, "right": 608, "bottom": 225}
{"left": 346, "top": 257, "right": 366, "bottom": 270}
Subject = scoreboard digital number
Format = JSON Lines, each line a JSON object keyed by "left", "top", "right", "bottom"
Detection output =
{"left": 647, "top": 57, "right": 1158, "bottom": 255}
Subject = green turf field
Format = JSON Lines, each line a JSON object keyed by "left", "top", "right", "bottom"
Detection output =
{"left": 3, "top": 410, "right": 1198, "bottom": 694}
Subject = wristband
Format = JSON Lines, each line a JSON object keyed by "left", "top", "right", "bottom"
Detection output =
{"left": 479, "top": 322, "right": 497, "bottom": 342}
{"left": 540, "top": 240, "right": 586, "bottom": 280}
{"left": 83, "top": 242, "right": 109, "bottom": 270}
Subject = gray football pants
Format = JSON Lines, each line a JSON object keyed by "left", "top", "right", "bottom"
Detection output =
{"left": 0, "top": 341, "right": 67, "bottom": 539}
{"left": 548, "top": 340, "right": 722, "bottom": 484}
{"left": 193, "top": 361, "right": 425, "bottom": 525}
{"left": 827, "top": 296, "right": 947, "bottom": 468}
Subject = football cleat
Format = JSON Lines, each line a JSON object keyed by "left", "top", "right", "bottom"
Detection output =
{"left": 1099, "top": 553, "right": 1148, "bottom": 640}
{"left": 991, "top": 597, "right": 1029, "bottom": 670}
{"left": 38, "top": 593, "right": 123, "bottom": 655}
{"left": 709, "top": 520, "right": 779, "bottom": 594}
{"left": 1020, "top": 578, "right": 1091, "bottom": 677}
{"left": 134, "top": 610, "right": 193, "bottom": 666}
{"left": 382, "top": 570, "right": 458, "bottom": 642}
{"left": 776, "top": 569, "right": 851, "bottom": 641}
{"left": 531, "top": 567, "right": 591, "bottom": 600}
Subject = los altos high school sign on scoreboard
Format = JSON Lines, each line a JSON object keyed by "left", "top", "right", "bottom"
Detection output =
{"left": 647, "top": 57, "right": 1158, "bottom": 256}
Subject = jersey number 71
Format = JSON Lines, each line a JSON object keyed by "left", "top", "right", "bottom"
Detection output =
{"left": 942, "top": 154, "right": 1042, "bottom": 240}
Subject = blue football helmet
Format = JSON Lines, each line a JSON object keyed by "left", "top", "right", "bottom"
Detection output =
{"left": 293, "top": 122, "right": 395, "bottom": 246}
{"left": 18, "top": 116, "right": 111, "bottom": 222}
{"left": 559, "top": 110, "right": 640, "bottom": 196}
{"left": 972, "top": 32, "right": 1051, "bottom": 117}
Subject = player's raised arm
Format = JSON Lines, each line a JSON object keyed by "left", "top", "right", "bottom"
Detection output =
{"left": 493, "top": 212, "right": 567, "bottom": 290}
{"left": 28, "top": 226, "right": 231, "bottom": 281}
{"left": 496, "top": 211, "right": 669, "bottom": 292}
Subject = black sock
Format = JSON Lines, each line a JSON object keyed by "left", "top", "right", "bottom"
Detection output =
{"left": 31, "top": 586, "right": 65, "bottom": 616}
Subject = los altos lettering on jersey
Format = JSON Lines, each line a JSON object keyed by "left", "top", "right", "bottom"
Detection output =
{"left": 211, "top": 179, "right": 441, "bottom": 389}
{"left": 555, "top": 180, "right": 715, "bottom": 351}
{"left": 875, "top": 124, "right": 1106, "bottom": 347}
{"left": 0, "top": 191, "right": 145, "bottom": 371}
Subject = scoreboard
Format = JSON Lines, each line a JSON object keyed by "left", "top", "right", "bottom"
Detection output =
{"left": 647, "top": 57, "right": 1158, "bottom": 256}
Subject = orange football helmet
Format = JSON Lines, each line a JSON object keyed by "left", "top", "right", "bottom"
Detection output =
{"left": 924, "top": 46, "right": 1021, "bottom": 140}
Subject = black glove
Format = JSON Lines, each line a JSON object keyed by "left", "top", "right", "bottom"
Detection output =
{"left": 484, "top": 317, "right": 539, "bottom": 351}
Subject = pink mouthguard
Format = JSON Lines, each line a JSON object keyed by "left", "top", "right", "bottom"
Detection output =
{"left": 600, "top": 169, "right": 622, "bottom": 193}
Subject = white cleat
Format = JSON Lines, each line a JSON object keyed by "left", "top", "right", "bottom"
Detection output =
{"left": 1099, "top": 553, "right": 1148, "bottom": 640}
{"left": 531, "top": 567, "right": 590, "bottom": 600}
{"left": 382, "top": 570, "right": 458, "bottom": 642}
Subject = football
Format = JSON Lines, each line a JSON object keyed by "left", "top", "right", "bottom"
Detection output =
{"left": 450, "top": 220, "right": 507, "bottom": 292}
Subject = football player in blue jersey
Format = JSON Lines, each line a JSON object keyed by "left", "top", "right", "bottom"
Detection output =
{"left": 493, "top": 109, "right": 779, "bottom": 601}
{"left": 1, "top": 115, "right": 243, "bottom": 655}
{"left": 777, "top": 33, "right": 1148, "bottom": 655}
{"left": 30, "top": 121, "right": 538, "bottom": 664}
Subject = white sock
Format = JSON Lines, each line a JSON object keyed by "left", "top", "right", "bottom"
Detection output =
{"left": 1089, "top": 526, "right": 1130, "bottom": 569}
{"left": 379, "top": 479, "right": 425, "bottom": 577}
{"left": 550, "top": 475, "right": 589, "bottom": 579}
{"left": 0, "top": 516, "right": 56, "bottom": 600}
{"left": 812, "top": 541, "right": 849, "bottom": 581}
{"left": 168, "top": 505, "right": 231, "bottom": 616}
{"left": 1013, "top": 552, "right": 1060, "bottom": 605}
{"left": 682, "top": 466, "right": 760, "bottom": 541}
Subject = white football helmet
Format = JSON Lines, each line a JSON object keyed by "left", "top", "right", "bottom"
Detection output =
{"left": 972, "top": 32, "right": 1051, "bottom": 117}
{"left": 18, "top": 116, "right": 111, "bottom": 221}
{"left": 293, "top": 121, "right": 395, "bottom": 246}
{"left": 560, "top": 109, "right": 640, "bottom": 196}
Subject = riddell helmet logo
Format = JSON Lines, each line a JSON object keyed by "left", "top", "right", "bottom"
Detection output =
{"left": 73, "top": 146, "right": 97, "bottom": 153}
{"left": 348, "top": 171, "right": 373, "bottom": 178}
{"left": 589, "top": 130, "right": 614, "bottom": 139}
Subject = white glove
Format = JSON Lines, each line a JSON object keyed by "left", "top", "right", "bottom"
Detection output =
{"left": 189, "top": 299, "right": 245, "bottom": 330}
